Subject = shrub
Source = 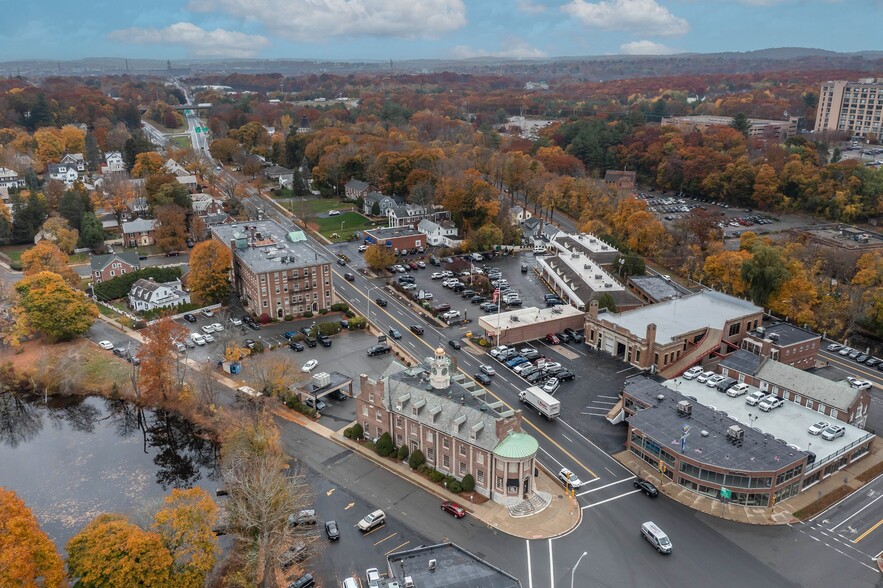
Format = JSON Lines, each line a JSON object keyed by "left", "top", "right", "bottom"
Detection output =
{"left": 258, "top": 313, "right": 271, "bottom": 324}
{"left": 363, "top": 440, "right": 375, "bottom": 451}
{"left": 284, "top": 396, "right": 316, "bottom": 418}
{"left": 429, "top": 470, "right": 445, "bottom": 483}
{"left": 397, "top": 445, "right": 409, "bottom": 460}
{"left": 343, "top": 427, "right": 352, "bottom": 439}
{"left": 418, "top": 464, "right": 430, "bottom": 475}
{"left": 448, "top": 480, "right": 462, "bottom": 494}
{"left": 444, "top": 475, "right": 456, "bottom": 487}
{"left": 252, "top": 341, "right": 265, "bottom": 354}
{"left": 9, "top": 261, "right": 22, "bottom": 271}
{"left": 375, "top": 432, "right": 394, "bottom": 457}
{"left": 330, "top": 303, "right": 349, "bottom": 312}
{"left": 318, "top": 308, "right": 328, "bottom": 315}
{"left": 461, "top": 474, "right": 475, "bottom": 492}
{"left": 346, "top": 310, "right": 356, "bottom": 318}
{"left": 408, "top": 448, "right": 425, "bottom": 470}
{"left": 348, "top": 316, "right": 367, "bottom": 330}
{"left": 284, "top": 314, "right": 294, "bottom": 321}
{"left": 318, "top": 321, "right": 341, "bottom": 336}
{"left": 351, "top": 423, "right": 364, "bottom": 440}
{"left": 303, "top": 311, "right": 314, "bottom": 318}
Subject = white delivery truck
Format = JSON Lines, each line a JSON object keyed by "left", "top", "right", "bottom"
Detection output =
{"left": 519, "top": 386, "right": 561, "bottom": 420}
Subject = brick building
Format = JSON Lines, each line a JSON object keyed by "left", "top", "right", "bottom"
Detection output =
{"left": 90, "top": 252, "right": 141, "bottom": 283}
{"left": 210, "top": 220, "right": 333, "bottom": 318}
{"left": 122, "top": 218, "right": 158, "bottom": 247}
{"left": 363, "top": 226, "right": 426, "bottom": 253}
{"left": 355, "top": 349, "right": 541, "bottom": 505}
{"left": 739, "top": 322, "right": 820, "bottom": 370}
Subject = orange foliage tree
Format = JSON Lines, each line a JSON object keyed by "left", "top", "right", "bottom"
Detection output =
{"left": 0, "top": 488, "right": 66, "bottom": 588}
{"left": 189, "top": 240, "right": 232, "bottom": 305}
{"left": 138, "top": 317, "right": 189, "bottom": 403}
{"left": 20, "top": 240, "right": 80, "bottom": 286}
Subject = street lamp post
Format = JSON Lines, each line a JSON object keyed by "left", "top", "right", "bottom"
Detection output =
{"left": 571, "top": 551, "right": 588, "bottom": 588}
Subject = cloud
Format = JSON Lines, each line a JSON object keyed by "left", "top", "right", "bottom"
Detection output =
{"left": 109, "top": 22, "right": 269, "bottom": 58}
{"left": 562, "top": 0, "right": 689, "bottom": 37}
{"left": 516, "top": 0, "right": 548, "bottom": 13}
{"left": 190, "top": 0, "right": 467, "bottom": 41}
{"left": 620, "top": 40, "right": 680, "bottom": 55}
{"left": 451, "top": 42, "right": 547, "bottom": 60}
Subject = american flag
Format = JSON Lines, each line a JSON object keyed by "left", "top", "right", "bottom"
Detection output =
{"left": 492, "top": 288, "right": 500, "bottom": 302}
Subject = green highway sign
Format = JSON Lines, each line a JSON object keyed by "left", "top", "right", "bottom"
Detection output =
{"left": 195, "top": 127, "right": 201, "bottom": 133}
{"left": 720, "top": 487, "right": 731, "bottom": 500}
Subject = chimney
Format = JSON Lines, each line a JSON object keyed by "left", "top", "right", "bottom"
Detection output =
{"left": 646, "top": 324, "right": 657, "bottom": 363}
{"left": 589, "top": 299, "right": 599, "bottom": 319}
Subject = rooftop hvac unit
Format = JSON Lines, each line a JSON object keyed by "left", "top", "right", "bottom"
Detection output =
{"left": 595, "top": 274, "right": 602, "bottom": 279}
{"left": 313, "top": 372, "right": 330, "bottom": 388}
{"left": 604, "top": 283, "right": 613, "bottom": 288}
{"left": 601, "top": 245, "right": 608, "bottom": 250}
{"left": 756, "top": 326, "right": 766, "bottom": 335}
{"left": 769, "top": 333, "right": 780, "bottom": 342}
{"left": 727, "top": 425, "right": 744, "bottom": 442}
{"left": 676, "top": 400, "right": 692, "bottom": 416}
{"left": 700, "top": 430, "right": 709, "bottom": 437}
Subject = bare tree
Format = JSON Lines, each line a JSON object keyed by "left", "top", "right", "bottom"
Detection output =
{"left": 247, "top": 353, "right": 301, "bottom": 397}
{"left": 37, "top": 346, "right": 86, "bottom": 396}
{"left": 194, "top": 359, "right": 219, "bottom": 409}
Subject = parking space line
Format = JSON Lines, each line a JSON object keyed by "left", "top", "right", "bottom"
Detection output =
{"left": 373, "top": 532, "right": 398, "bottom": 546}
{"left": 385, "top": 540, "right": 410, "bottom": 555}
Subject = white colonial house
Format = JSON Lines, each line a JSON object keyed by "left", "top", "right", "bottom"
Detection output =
{"left": 60, "top": 153, "right": 86, "bottom": 172}
{"left": 46, "top": 163, "right": 79, "bottom": 186}
{"left": 102, "top": 152, "right": 125, "bottom": 174}
{"left": 509, "top": 205, "right": 533, "bottom": 223}
{"left": 128, "top": 278, "right": 191, "bottom": 312}
{"left": 0, "top": 167, "right": 25, "bottom": 189}
{"left": 418, "top": 219, "right": 462, "bottom": 247}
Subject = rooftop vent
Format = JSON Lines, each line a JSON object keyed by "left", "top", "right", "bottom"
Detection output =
{"left": 700, "top": 430, "right": 709, "bottom": 437}
{"left": 676, "top": 400, "right": 692, "bottom": 416}
{"left": 727, "top": 425, "right": 744, "bottom": 443}
{"left": 656, "top": 394, "right": 665, "bottom": 401}
{"left": 769, "top": 333, "right": 780, "bottom": 342}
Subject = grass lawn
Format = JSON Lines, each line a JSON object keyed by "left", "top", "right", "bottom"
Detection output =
{"left": 170, "top": 136, "right": 192, "bottom": 149}
{"left": 312, "top": 211, "right": 379, "bottom": 242}
{"left": 0, "top": 244, "right": 31, "bottom": 263}
{"left": 82, "top": 351, "right": 132, "bottom": 391}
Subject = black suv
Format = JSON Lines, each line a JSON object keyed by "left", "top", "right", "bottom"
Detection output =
{"left": 367, "top": 344, "right": 392, "bottom": 356}
{"left": 376, "top": 298, "right": 388, "bottom": 307}
{"left": 288, "top": 574, "right": 315, "bottom": 588}
{"left": 317, "top": 334, "right": 332, "bottom": 347}
{"left": 556, "top": 370, "right": 575, "bottom": 382}
{"left": 633, "top": 478, "right": 659, "bottom": 498}
{"left": 564, "top": 328, "right": 583, "bottom": 343}
{"left": 410, "top": 325, "right": 424, "bottom": 335}
{"left": 304, "top": 337, "right": 317, "bottom": 348}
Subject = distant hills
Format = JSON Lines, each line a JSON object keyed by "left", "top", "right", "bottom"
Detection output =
{"left": 1, "top": 48, "right": 881, "bottom": 81}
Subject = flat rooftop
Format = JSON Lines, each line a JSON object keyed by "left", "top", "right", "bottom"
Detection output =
{"left": 599, "top": 290, "right": 761, "bottom": 343}
{"left": 388, "top": 543, "right": 521, "bottom": 588}
{"left": 478, "top": 304, "right": 584, "bottom": 330}
{"left": 746, "top": 322, "right": 820, "bottom": 346}
{"left": 553, "top": 233, "right": 620, "bottom": 263}
{"left": 292, "top": 371, "right": 353, "bottom": 397}
{"left": 661, "top": 377, "right": 873, "bottom": 469}
{"left": 210, "top": 219, "right": 330, "bottom": 273}
{"left": 625, "top": 377, "right": 805, "bottom": 473}
{"left": 364, "top": 226, "right": 424, "bottom": 238}
{"left": 630, "top": 275, "right": 682, "bottom": 302}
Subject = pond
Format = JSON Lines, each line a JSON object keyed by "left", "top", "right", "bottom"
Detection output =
{"left": 0, "top": 393, "right": 219, "bottom": 548}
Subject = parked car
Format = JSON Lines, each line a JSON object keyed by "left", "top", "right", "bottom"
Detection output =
{"left": 821, "top": 424, "right": 846, "bottom": 441}
{"left": 556, "top": 370, "right": 575, "bottom": 382}
{"left": 283, "top": 331, "right": 296, "bottom": 340}
{"left": 441, "top": 500, "right": 467, "bottom": 518}
{"left": 324, "top": 520, "right": 340, "bottom": 541}
{"left": 200, "top": 309, "right": 214, "bottom": 318}
{"left": 304, "top": 396, "right": 326, "bottom": 411}
{"left": 682, "top": 366, "right": 704, "bottom": 380}
{"left": 365, "top": 568, "right": 380, "bottom": 588}
{"left": 183, "top": 313, "right": 197, "bottom": 323}
{"left": 826, "top": 343, "right": 843, "bottom": 352}
{"left": 563, "top": 328, "right": 583, "bottom": 343}
{"left": 745, "top": 391, "right": 767, "bottom": 406}
{"left": 808, "top": 421, "right": 830, "bottom": 435}
{"left": 545, "top": 333, "right": 561, "bottom": 345}
{"left": 855, "top": 354, "right": 869, "bottom": 363}
{"left": 367, "top": 344, "right": 392, "bottom": 357}
{"left": 301, "top": 359, "right": 319, "bottom": 373}
{"left": 633, "top": 478, "right": 659, "bottom": 498}
{"left": 201, "top": 325, "right": 215, "bottom": 334}
{"left": 726, "top": 383, "right": 750, "bottom": 397}
{"left": 288, "top": 573, "right": 315, "bottom": 588}
{"left": 758, "top": 395, "right": 783, "bottom": 412}
{"left": 542, "top": 378, "right": 559, "bottom": 394}
{"left": 357, "top": 510, "right": 386, "bottom": 532}
{"left": 705, "top": 375, "right": 726, "bottom": 388}
{"left": 229, "top": 316, "right": 242, "bottom": 326}
{"left": 695, "top": 371, "right": 716, "bottom": 383}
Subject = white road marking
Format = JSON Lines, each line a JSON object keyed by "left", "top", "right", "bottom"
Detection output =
{"left": 577, "top": 476, "right": 636, "bottom": 496}
{"left": 548, "top": 539, "right": 554, "bottom": 588}
{"left": 560, "top": 433, "right": 573, "bottom": 443}
{"left": 829, "top": 493, "right": 883, "bottom": 532}
{"left": 525, "top": 540, "right": 533, "bottom": 588}
{"left": 557, "top": 419, "right": 634, "bottom": 475}
{"left": 581, "top": 489, "right": 642, "bottom": 509}
{"left": 598, "top": 395, "right": 620, "bottom": 399}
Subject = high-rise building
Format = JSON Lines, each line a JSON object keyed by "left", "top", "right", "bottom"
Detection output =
{"left": 814, "top": 78, "right": 883, "bottom": 138}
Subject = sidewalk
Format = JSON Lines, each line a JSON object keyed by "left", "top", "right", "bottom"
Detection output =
{"left": 614, "top": 441, "right": 883, "bottom": 525}
{"left": 270, "top": 405, "right": 580, "bottom": 539}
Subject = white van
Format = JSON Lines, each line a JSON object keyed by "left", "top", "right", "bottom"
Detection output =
{"left": 190, "top": 332, "right": 206, "bottom": 346}
{"left": 342, "top": 578, "right": 359, "bottom": 588}
{"left": 641, "top": 521, "right": 672, "bottom": 554}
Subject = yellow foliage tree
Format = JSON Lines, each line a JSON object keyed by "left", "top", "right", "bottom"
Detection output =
{"left": 189, "top": 240, "right": 232, "bottom": 305}
{"left": 768, "top": 258, "right": 819, "bottom": 325}
{"left": 132, "top": 152, "right": 165, "bottom": 178}
{"left": 9, "top": 271, "right": 98, "bottom": 345}
{"left": 0, "top": 488, "right": 66, "bottom": 588}
{"left": 852, "top": 252, "right": 883, "bottom": 288}
{"left": 152, "top": 488, "right": 219, "bottom": 588}
{"left": 34, "top": 128, "right": 64, "bottom": 165}
{"left": 39, "top": 216, "right": 79, "bottom": 254}
{"left": 138, "top": 317, "right": 190, "bottom": 403}
{"left": 59, "top": 124, "right": 87, "bottom": 154}
{"left": 702, "top": 249, "right": 752, "bottom": 295}
{"left": 364, "top": 243, "right": 396, "bottom": 270}
{"left": 21, "top": 239, "right": 80, "bottom": 286}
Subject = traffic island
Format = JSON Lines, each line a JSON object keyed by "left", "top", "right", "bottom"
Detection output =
{"left": 331, "top": 428, "right": 581, "bottom": 539}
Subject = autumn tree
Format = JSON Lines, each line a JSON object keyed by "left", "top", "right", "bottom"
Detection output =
{"left": 151, "top": 488, "right": 219, "bottom": 587}
{"left": 209, "top": 138, "right": 241, "bottom": 163}
{"left": 59, "top": 124, "right": 87, "bottom": 154}
{"left": 248, "top": 353, "right": 300, "bottom": 396}
{"left": 67, "top": 513, "right": 174, "bottom": 587}
{"left": 139, "top": 318, "right": 189, "bottom": 403}
{"left": 741, "top": 243, "right": 790, "bottom": 306}
{"left": 364, "top": 243, "right": 396, "bottom": 270}
{"left": 39, "top": 217, "right": 79, "bottom": 254}
{"left": 467, "top": 224, "right": 503, "bottom": 252}
{"left": 9, "top": 271, "right": 98, "bottom": 345}
{"left": 768, "top": 255, "right": 819, "bottom": 325}
{"left": 0, "top": 488, "right": 66, "bottom": 588}
{"left": 34, "top": 128, "right": 64, "bottom": 166}
{"left": 189, "top": 240, "right": 232, "bottom": 305}
{"left": 702, "top": 249, "right": 751, "bottom": 295}
{"left": 132, "top": 151, "right": 164, "bottom": 178}
{"left": 21, "top": 239, "right": 80, "bottom": 286}
{"left": 154, "top": 205, "right": 188, "bottom": 253}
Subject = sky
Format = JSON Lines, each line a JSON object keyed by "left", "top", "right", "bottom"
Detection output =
{"left": 0, "top": 0, "right": 878, "bottom": 62}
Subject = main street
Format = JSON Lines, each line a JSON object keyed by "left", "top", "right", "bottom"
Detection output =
{"left": 174, "top": 97, "right": 881, "bottom": 586}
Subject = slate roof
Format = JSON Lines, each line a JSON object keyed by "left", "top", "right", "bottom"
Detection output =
{"left": 630, "top": 275, "right": 681, "bottom": 302}
{"left": 748, "top": 322, "right": 820, "bottom": 347}
{"left": 122, "top": 218, "right": 158, "bottom": 234}
{"left": 719, "top": 349, "right": 764, "bottom": 375}
{"left": 345, "top": 179, "right": 369, "bottom": 192}
{"left": 90, "top": 252, "right": 140, "bottom": 272}
{"left": 756, "top": 360, "right": 860, "bottom": 412}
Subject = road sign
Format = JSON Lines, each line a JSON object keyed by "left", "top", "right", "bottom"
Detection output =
{"left": 195, "top": 127, "right": 201, "bottom": 133}
{"left": 720, "top": 487, "right": 731, "bottom": 500}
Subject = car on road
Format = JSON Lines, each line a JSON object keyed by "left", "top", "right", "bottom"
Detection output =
{"left": 328, "top": 210, "right": 341, "bottom": 216}
{"left": 449, "top": 339, "right": 462, "bottom": 350}
{"left": 827, "top": 343, "right": 843, "bottom": 352}
{"left": 200, "top": 309, "right": 214, "bottom": 318}
{"left": 745, "top": 391, "right": 767, "bottom": 406}
{"left": 183, "top": 313, "right": 197, "bottom": 323}
{"left": 821, "top": 424, "right": 846, "bottom": 441}
{"left": 480, "top": 364, "right": 496, "bottom": 376}
{"left": 542, "top": 378, "right": 559, "bottom": 394}
{"left": 808, "top": 421, "right": 830, "bottom": 435}
{"left": 441, "top": 500, "right": 467, "bottom": 518}
{"left": 409, "top": 325, "right": 424, "bottom": 335}
{"left": 376, "top": 297, "right": 388, "bottom": 307}
{"left": 289, "top": 341, "right": 304, "bottom": 351}
{"left": 633, "top": 478, "right": 659, "bottom": 498}
{"left": 344, "top": 272, "right": 355, "bottom": 281}
{"left": 558, "top": 467, "right": 584, "bottom": 489}
{"left": 357, "top": 510, "right": 386, "bottom": 532}
{"left": 695, "top": 371, "right": 716, "bottom": 383}
{"left": 474, "top": 372, "right": 492, "bottom": 385}
{"left": 324, "top": 520, "right": 340, "bottom": 541}
{"left": 545, "top": 333, "right": 560, "bottom": 345}
{"left": 301, "top": 359, "right": 319, "bottom": 373}
{"left": 758, "top": 395, "right": 783, "bottom": 412}
{"left": 98, "top": 340, "right": 114, "bottom": 350}
{"left": 388, "top": 328, "right": 402, "bottom": 340}
{"left": 682, "top": 366, "right": 704, "bottom": 380}
{"left": 336, "top": 257, "right": 347, "bottom": 266}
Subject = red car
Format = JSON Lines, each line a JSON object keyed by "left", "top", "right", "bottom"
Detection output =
{"left": 545, "top": 333, "right": 561, "bottom": 345}
{"left": 441, "top": 500, "right": 466, "bottom": 519}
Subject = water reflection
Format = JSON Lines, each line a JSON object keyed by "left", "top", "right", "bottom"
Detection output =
{"left": 0, "top": 392, "right": 218, "bottom": 546}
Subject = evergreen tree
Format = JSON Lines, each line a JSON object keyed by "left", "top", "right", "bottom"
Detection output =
{"left": 84, "top": 132, "right": 102, "bottom": 171}
{"left": 79, "top": 212, "right": 105, "bottom": 250}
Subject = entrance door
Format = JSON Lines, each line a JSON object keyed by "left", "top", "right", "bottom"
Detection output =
{"left": 523, "top": 477, "right": 529, "bottom": 496}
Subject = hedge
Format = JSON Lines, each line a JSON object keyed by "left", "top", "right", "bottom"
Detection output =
{"left": 330, "top": 303, "right": 350, "bottom": 312}
{"left": 318, "top": 321, "right": 341, "bottom": 336}
{"left": 408, "top": 449, "right": 425, "bottom": 470}
{"left": 461, "top": 474, "right": 475, "bottom": 492}
{"left": 93, "top": 266, "right": 182, "bottom": 301}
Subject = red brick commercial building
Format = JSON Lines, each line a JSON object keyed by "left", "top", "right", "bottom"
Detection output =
{"left": 355, "top": 349, "right": 542, "bottom": 506}
{"left": 363, "top": 226, "right": 425, "bottom": 254}
{"left": 210, "top": 220, "right": 334, "bottom": 318}
{"left": 739, "top": 322, "right": 820, "bottom": 370}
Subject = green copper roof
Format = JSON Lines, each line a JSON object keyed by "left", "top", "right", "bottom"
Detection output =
{"left": 493, "top": 432, "right": 538, "bottom": 459}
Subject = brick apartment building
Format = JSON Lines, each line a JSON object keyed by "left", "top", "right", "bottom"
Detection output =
{"left": 210, "top": 220, "right": 334, "bottom": 318}
{"left": 739, "top": 322, "right": 821, "bottom": 370}
{"left": 355, "top": 349, "right": 541, "bottom": 505}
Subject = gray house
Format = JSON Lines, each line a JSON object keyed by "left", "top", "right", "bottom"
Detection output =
{"left": 363, "top": 191, "right": 402, "bottom": 216}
